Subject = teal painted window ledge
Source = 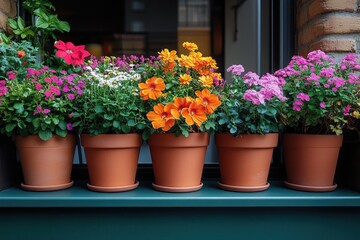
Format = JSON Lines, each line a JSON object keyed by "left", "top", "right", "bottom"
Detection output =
{"left": 1, "top": 181, "right": 360, "bottom": 208}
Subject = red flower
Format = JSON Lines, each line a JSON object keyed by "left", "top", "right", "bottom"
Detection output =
{"left": 54, "top": 40, "right": 90, "bottom": 66}
{"left": 17, "top": 50, "right": 25, "bottom": 59}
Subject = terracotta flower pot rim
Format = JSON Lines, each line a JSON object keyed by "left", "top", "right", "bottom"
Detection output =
{"left": 283, "top": 133, "right": 343, "bottom": 148}
{"left": 148, "top": 132, "right": 210, "bottom": 147}
{"left": 215, "top": 132, "right": 279, "bottom": 148}
{"left": 81, "top": 133, "right": 143, "bottom": 148}
{"left": 15, "top": 134, "right": 76, "bottom": 148}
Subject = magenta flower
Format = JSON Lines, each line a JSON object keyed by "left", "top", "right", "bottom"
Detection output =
{"left": 344, "top": 105, "right": 351, "bottom": 116}
{"left": 43, "top": 109, "right": 51, "bottom": 114}
{"left": 320, "top": 102, "right": 326, "bottom": 109}
{"left": 35, "top": 83, "right": 42, "bottom": 91}
{"left": 296, "top": 93, "right": 310, "bottom": 101}
{"left": 227, "top": 64, "right": 245, "bottom": 76}
{"left": 66, "top": 123, "right": 73, "bottom": 131}
{"left": 67, "top": 94, "right": 75, "bottom": 100}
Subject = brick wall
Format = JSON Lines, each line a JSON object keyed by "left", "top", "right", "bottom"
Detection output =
{"left": 297, "top": 0, "right": 360, "bottom": 58}
{"left": 0, "top": 0, "right": 17, "bottom": 32}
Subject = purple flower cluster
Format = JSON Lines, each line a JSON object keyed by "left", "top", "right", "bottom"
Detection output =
{"left": 227, "top": 65, "right": 286, "bottom": 106}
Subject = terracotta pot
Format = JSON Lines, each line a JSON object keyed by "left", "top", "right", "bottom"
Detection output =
{"left": 15, "top": 134, "right": 76, "bottom": 191}
{"left": 283, "top": 133, "right": 344, "bottom": 192}
{"left": 148, "top": 132, "right": 209, "bottom": 192}
{"left": 81, "top": 133, "right": 142, "bottom": 192}
{"left": 215, "top": 133, "right": 278, "bottom": 192}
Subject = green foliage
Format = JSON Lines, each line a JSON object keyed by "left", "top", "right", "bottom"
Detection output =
{"left": 8, "top": 0, "right": 70, "bottom": 65}
{"left": 72, "top": 56, "right": 148, "bottom": 138}
{"left": 0, "top": 35, "right": 39, "bottom": 79}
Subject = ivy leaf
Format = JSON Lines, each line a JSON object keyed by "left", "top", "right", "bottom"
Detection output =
{"left": 127, "top": 119, "right": 136, "bottom": 127}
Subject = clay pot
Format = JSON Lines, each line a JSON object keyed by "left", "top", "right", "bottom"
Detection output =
{"left": 148, "top": 132, "right": 209, "bottom": 192}
{"left": 215, "top": 133, "right": 279, "bottom": 192}
{"left": 81, "top": 134, "right": 142, "bottom": 192}
{"left": 15, "top": 134, "right": 76, "bottom": 191}
{"left": 283, "top": 134, "right": 344, "bottom": 192}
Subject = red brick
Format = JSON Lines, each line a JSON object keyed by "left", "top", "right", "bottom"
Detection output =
{"left": 0, "top": 0, "right": 16, "bottom": 17}
{"left": 308, "top": 0, "right": 356, "bottom": 19}
{"left": 299, "top": 14, "right": 360, "bottom": 45}
{"left": 310, "top": 38, "right": 356, "bottom": 52}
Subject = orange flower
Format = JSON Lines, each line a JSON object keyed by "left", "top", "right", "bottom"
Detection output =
{"left": 199, "top": 75, "right": 214, "bottom": 87}
{"left": 182, "top": 101, "right": 207, "bottom": 127}
{"left": 179, "top": 74, "right": 192, "bottom": 85}
{"left": 138, "top": 77, "right": 166, "bottom": 100}
{"left": 172, "top": 97, "right": 194, "bottom": 117}
{"left": 195, "top": 89, "right": 221, "bottom": 114}
{"left": 163, "top": 61, "right": 176, "bottom": 73}
{"left": 182, "top": 42, "right": 198, "bottom": 52}
{"left": 158, "top": 49, "right": 178, "bottom": 63}
{"left": 146, "top": 103, "right": 176, "bottom": 131}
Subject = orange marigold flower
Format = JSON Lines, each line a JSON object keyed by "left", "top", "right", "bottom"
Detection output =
{"left": 172, "top": 97, "right": 194, "bottom": 117}
{"left": 163, "top": 61, "right": 176, "bottom": 73}
{"left": 182, "top": 101, "right": 207, "bottom": 127}
{"left": 138, "top": 77, "right": 166, "bottom": 100}
{"left": 195, "top": 89, "right": 221, "bottom": 114}
{"left": 179, "top": 74, "right": 192, "bottom": 85}
{"left": 199, "top": 75, "right": 214, "bottom": 87}
{"left": 178, "top": 54, "right": 196, "bottom": 69}
{"left": 158, "top": 49, "right": 178, "bottom": 63}
{"left": 182, "top": 42, "right": 198, "bottom": 52}
{"left": 146, "top": 103, "right": 176, "bottom": 131}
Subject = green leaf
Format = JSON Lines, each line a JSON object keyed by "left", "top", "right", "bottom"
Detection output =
{"left": 58, "top": 120, "right": 67, "bottom": 130}
{"left": 55, "top": 128, "right": 67, "bottom": 137}
{"left": 104, "top": 114, "right": 114, "bottom": 120}
{"left": 127, "top": 119, "right": 136, "bottom": 127}
{"left": 13, "top": 103, "right": 23, "bottom": 109}
{"left": 5, "top": 123, "right": 16, "bottom": 133}
{"left": 7, "top": 18, "right": 18, "bottom": 30}
{"left": 230, "top": 127, "right": 237, "bottom": 135}
{"left": 121, "top": 124, "right": 130, "bottom": 133}
{"left": 219, "top": 118, "right": 227, "bottom": 125}
{"left": 35, "top": 17, "right": 49, "bottom": 29}
{"left": 56, "top": 21, "right": 70, "bottom": 32}
{"left": 94, "top": 105, "right": 104, "bottom": 113}
{"left": 17, "top": 17, "right": 25, "bottom": 30}
{"left": 39, "top": 130, "right": 52, "bottom": 141}
{"left": 113, "top": 121, "right": 120, "bottom": 128}
{"left": 136, "top": 123, "right": 145, "bottom": 130}
{"left": 52, "top": 118, "right": 60, "bottom": 125}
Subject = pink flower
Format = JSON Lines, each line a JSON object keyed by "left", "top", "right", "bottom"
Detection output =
{"left": 34, "top": 105, "right": 42, "bottom": 115}
{"left": 293, "top": 105, "right": 301, "bottom": 111}
{"left": 35, "top": 83, "right": 42, "bottom": 91}
{"left": 293, "top": 100, "right": 304, "bottom": 106}
{"left": 344, "top": 105, "right": 351, "bottom": 116}
{"left": 307, "top": 73, "right": 320, "bottom": 83}
{"left": 0, "top": 86, "right": 8, "bottom": 96}
{"left": 67, "top": 94, "right": 75, "bottom": 100}
{"left": 54, "top": 40, "right": 91, "bottom": 66}
{"left": 43, "top": 109, "right": 51, "bottom": 114}
{"left": 66, "top": 123, "right": 73, "bottom": 131}
{"left": 296, "top": 93, "right": 310, "bottom": 101}
{"left": 243, "top": 89, "right": 265, "bottom": 105}
{"left": 320, "top": 102, "right": 326, "bottom": 109}
{"left": 243, "top": 72, "right": 259, "bottom": 86}
{"left": 227, "top": 64, "right": 245, "bottom": 75}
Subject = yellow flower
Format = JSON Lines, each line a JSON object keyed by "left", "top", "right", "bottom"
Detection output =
{"left": 179, "top": 74, "right": 192, "bottom": 85}
{"left": 182, "top": 42, "right": 198, "bottom": 52}
{"left": 352, "top": 110, "right": 360, "bottom": 119}
{"left": 158, "top": 49, "right": 178, "bottom": 63}
{"left": 199, "top": 75, "right": 214, "bottom": 87}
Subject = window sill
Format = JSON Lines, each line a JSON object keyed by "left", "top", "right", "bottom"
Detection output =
{"left": 1, "top": 181, "right": 360, "bottom": 208}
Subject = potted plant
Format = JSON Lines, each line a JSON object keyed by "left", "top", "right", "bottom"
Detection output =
{"left": 275, "top": 50, "right": 360, "bottom": 192}
{"left": 138, "top": 42, "right": 222, "bottom": 192}
{"left": 214, "top": 65, "right": 286, "bottom": 192}
{"left": 0, "top": 40, "right": 88, "bottom": 191}
{"left": 0, "top": 34, "right": 39, "bottom": 190}
{"left": 73, "top": 55, "right": 151, "bottom": 192}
